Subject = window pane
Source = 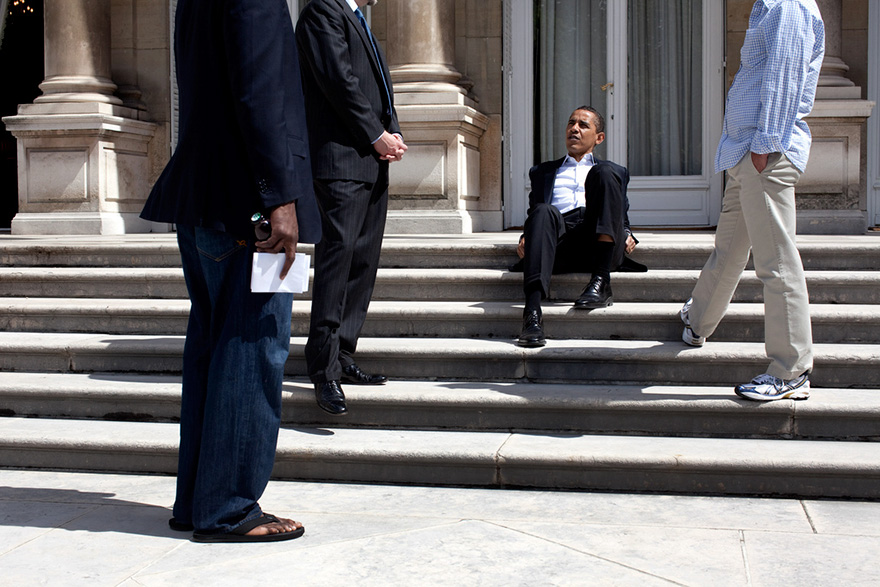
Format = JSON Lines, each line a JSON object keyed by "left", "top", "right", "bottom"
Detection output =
{"left": 627, "top": 0, "right": 702, "bottom": 176}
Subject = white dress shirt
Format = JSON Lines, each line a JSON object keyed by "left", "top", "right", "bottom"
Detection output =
{"left": 550, "top": 153, "right": 596, "bottom": 214}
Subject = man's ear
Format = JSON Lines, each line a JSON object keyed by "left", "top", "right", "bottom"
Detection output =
{"left": 595, "top": 132, "right": 606, "bottom": 146}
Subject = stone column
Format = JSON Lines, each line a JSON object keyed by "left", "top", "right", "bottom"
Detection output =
{"left": 36, "top": 0, "right": 122, "bottom": 104}
{"left": 814, "top": 0, "right": 857, "bottom": 97}
{"left": 798, "top": 0, "right": 874, "bottom": 234}
{"left": 380, "top": 0, "right": 492, "bottom": 234}
{"left": 386, "top": 0, "right": 462, "bottom": 93}
{"left": 2, "top": 0, "right": 157, "bottom": 235}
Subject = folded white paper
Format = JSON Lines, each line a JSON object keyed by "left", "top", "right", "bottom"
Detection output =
{"left": 250, "top": 252, "right": 310, "bottom": 293}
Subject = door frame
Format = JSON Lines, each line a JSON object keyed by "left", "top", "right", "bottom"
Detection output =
{"left": 868, "top": 0, "right": 880, "bottom": 228}
{"left": 503, "top": 0, "right": 725, "bottom": 229}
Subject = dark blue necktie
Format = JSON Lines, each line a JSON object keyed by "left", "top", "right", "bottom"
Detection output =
{"left": 355, "top": 8, "right": 392, "bottom": 117}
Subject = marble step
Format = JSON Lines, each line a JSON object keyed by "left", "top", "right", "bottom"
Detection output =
{"left": 2, "top": 416, "right": 879, "bottom": 498}
{"left": 2, "top": 267, "right": 879, "bottom": 304}
{"left": 2, "top": 233, "right": 880, "bottom": 270}
{"left": 1, "top": 372, "right": 877, "bottom": 440}
{"left": 0, "top": 299, "right": 878, "bottom": 344}
{"left": 0, "top": 332, "right": 877, "bottom": 388}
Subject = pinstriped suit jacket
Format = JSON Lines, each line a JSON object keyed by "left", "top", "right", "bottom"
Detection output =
{"left": 295, "top": 0, "right": 401, "bottom": 183}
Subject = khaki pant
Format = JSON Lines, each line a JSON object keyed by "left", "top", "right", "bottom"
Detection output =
{"left": 689, "top": 153, "right": 813, "bottom": 380}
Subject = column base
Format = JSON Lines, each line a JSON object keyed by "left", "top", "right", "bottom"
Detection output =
{"left": 3, "top": 102, "right": 157, "bottom": 236}
{"left": 798, "top": 98, "right": 875, "bottom": 235}
{"left": 389, "top": 89, "right": 490, "bottom": 234}
{"left": 10, "top": 212, "right": 154, "bottom": 235}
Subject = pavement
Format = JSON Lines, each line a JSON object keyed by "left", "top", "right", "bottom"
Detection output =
{"left": 2, "top": 469, "right": 880, "bottom": 586}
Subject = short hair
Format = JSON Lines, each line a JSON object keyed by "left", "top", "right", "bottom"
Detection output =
{"left": 573, "top": 105, "right": 605, "bottom": 134}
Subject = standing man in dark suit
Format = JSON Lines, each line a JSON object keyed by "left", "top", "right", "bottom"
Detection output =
{"left": 296, "top": 0, "right": 407, "bottom": 416}
{"left": 141, "top": 0, "right": 320, "bottom": 542}
{"left": 516, "top": 106, "right": 639, "bottom": 348}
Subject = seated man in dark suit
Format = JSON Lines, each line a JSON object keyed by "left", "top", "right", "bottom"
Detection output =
{"left": 514, "top": 106, "right": 642, "bottom": 348}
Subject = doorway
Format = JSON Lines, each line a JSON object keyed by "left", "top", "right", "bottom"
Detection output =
{"left": 504, "top": 0, "right": 724, "bottom": 228}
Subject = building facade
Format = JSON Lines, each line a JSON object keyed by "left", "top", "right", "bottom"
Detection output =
{"left": 2, "top": 0, "right": 877, "bottom": 235}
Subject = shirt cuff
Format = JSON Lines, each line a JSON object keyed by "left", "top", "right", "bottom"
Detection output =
{"left": 750, "top": 132, "right": 784, "bottom": 156}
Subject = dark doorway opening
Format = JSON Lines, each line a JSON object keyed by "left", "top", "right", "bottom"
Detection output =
{"left": 0, "top": 0, "right": 44, "bottom": 231}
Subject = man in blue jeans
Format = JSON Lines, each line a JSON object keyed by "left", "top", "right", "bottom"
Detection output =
{"left": 141, "top": 0, "right": 321, "bottom": 542}
{"left": 680, "top": 0, "right": 825, "bottom": 401}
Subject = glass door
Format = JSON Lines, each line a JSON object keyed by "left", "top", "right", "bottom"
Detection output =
{"left": 507, "top": 0, "right": 723, "bottom": 228}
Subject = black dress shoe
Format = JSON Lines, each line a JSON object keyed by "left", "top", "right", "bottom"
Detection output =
{"left": 574, "top": 275, "right": 613, "bottom": 309}
{"left": 315, "top": 381, "right": 348, "bottom": 415}
{"left": 517, "top": 309, "right": 546, "bottom": 347}
{"left": 341, "top": 363, "right": 387, "bottom": 385}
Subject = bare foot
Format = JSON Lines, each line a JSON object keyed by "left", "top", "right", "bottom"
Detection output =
{"left": 243, "top": 516, "right": 303, "bottom": 537}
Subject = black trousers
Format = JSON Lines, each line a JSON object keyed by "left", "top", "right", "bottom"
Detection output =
{"left": 523, "top": 164, "right": 626, "bottom": 298}
{"left": 305, "top": 176, "right": 388, "bottom": 384}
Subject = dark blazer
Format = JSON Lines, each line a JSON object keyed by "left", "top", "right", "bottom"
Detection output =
{"left": 141, "top": 0, "right": 321, "bottom": 242}
{"left": 527, "top": 155, "right": 636, "bottom": 271}
{"left": 527, "top": 156, "right": 633, "bottom": 237}
{"left": 295, "top": 0, "right": 401, "bottom": 183}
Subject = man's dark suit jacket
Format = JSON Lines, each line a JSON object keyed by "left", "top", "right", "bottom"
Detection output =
{"left": 295, "top": 0, "right": 401, "bottom": 183}
{"left": 528, "top": 156, "right": 631, "bottom": 227}
{"left": 527, "top": 156, "right": 634, "bottom": 271}
{"left": 141, "top": 0, "right": 321, "bottom": 242}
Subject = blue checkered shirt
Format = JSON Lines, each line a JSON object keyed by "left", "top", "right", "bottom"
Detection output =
{"left": 715, "top": 0, "right": 825, "bottom": 173}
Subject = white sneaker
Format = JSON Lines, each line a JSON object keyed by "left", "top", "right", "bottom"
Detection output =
{"left": 680, "top": 298, "right": 705, "bottom": 347}
{"left": 735, "top": 372, "right": 811, "bottom": 401}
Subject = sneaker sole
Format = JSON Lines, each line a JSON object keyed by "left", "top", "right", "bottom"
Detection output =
{"left": 735, "top": 382, "right": 810, "bottom": 401}
{"left": 681, "top": 328, "right": 704, "bottom": 347}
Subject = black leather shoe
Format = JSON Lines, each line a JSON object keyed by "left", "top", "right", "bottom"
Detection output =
{"left": 341, "top": 363, "right": 387, "bottom": 385}
{"left": 517, "top": 309, "right": 546, "bottom": 347}
{"left": 574, "top": 275, "right": 613, "bottom": 309}
{"left": 315, "top": 381, "right": 348, "bottom": 415}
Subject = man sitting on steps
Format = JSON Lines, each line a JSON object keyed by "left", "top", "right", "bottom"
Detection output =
{"left": 511, "top": 106, "right": 645, "bottom": 348}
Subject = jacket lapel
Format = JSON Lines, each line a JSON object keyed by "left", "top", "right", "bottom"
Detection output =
{"left": 335, "top": 0, "right": 384, "bottom": 81}
{"left": 543, "top": 157, "right": 565, "bottom": 203}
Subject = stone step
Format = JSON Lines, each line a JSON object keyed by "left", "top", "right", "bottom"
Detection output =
{"left": 2, "top": 299, "right": 878, "bottom": 344}
{"left": 0, "top": 332, "right": 876, "bottom": 387}
{"left": 2, "top": 416, "right": 879, "bottom": 498}
{"left": 2, "top": 233, "right": 880, "bottom": 270}
{"left": 2, "top": 372, "right": 877, "bottom": 440}
{"left": 0, "top": 235, "right": 185, "bottom": 268}
{"left": 0, "top": 267, "right": 188, "bottom": 299}
{"left": 2, "top": 267, "right": 879, "bottom": 304}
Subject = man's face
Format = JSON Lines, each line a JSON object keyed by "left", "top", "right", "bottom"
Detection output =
{"left": 565, "top": 109, "right": 605, "bottom": 160}
{"left": 356, "top": 0, "right": 378, "bottom": 6}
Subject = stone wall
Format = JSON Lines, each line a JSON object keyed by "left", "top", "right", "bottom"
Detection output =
{"left": 110, "top": 0, "right": 171, "bottom": 188}
{"left": 726, "top": 0, "right": 873, "bottom": 233}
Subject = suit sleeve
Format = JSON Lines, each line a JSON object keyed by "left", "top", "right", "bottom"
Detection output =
{"left": 222, "top": 0, "right": 306, "bottom": 210}
{"left": 526, "top": 164, "right": 543, "bottom": 217}
{"left": 296, "top": 2, "right": 387, "bottom": 148}
{"left": 620, "top": 167, "right": 636, "bottom": 242}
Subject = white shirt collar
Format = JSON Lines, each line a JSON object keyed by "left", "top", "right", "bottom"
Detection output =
{"left": 562, "top": 152, "right": 596, "bottom": 167}
{"left": 345, "top": 0, "right": 359, "bottom": 12}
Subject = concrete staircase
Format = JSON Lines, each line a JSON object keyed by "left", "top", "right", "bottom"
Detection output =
{"left": 1, "top": 232, "right": 879, "bottom": 498}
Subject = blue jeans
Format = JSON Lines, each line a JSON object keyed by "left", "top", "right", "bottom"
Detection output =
{"left": 173, "top": 225, "right": 293, "bottom": 534}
